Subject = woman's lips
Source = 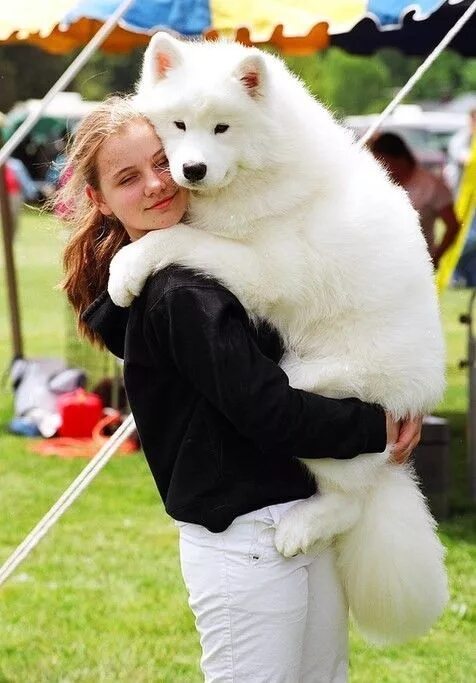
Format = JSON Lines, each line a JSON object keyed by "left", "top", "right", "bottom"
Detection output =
{"left": 147, "top": 192, "right": 177, "bottom": 211}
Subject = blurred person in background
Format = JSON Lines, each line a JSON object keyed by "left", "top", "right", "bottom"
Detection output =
{"left": 447, "top": 109, "right": 476, "bottom": 287}
{"left": 3, "top": 161, "right": 22, "bottom": 237}
{"left": 370, "top": 132, "right": 460, "bottom": 269}
{"left": 1, "top": 113, "right": 39, "bottom": 238}
{"left": 448, "top": 108, "right": 476, "bottom": 185}
{"left": 3, "top": 158, "right": 39, "bottom": 238}
{"left": 44, "top": 127, "right": 69, "bottom": 197}
{"left": 8, "top": 156, "right": 39, "bottom": 203}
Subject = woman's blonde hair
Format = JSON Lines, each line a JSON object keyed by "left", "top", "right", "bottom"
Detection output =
{"left": 59, "top": 95, "right": 152, "bottom": 344}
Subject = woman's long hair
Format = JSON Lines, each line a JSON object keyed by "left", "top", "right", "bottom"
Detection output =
{"left": 59, "top": 96, "right": 149, "bottom": 344}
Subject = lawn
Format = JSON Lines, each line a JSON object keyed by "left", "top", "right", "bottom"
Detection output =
{"left": 0, "top": 209, "right": 475, "bottom": 682}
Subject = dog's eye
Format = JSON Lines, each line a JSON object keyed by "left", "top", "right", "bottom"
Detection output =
{"left": 214, "top": 124, "right": 229, "bottom": 134}
{"left": 174, "top": 121, "right": 186, "bottom": 131}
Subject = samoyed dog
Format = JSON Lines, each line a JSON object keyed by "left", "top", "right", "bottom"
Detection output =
{"left": 108, "top": 33, "right": 448, "bottom": 644}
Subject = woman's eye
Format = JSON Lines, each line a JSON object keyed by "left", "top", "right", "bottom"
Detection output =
{"left": 119, "top": 176, "right": 135, "bottom": 185}
{"left": 174, "top": 121, "right": 186, "bottom": 131}
{"left": 155, "top": 159, "right": 169, "bottom": 170}
{"left": 214, "top": 124, "right": 229, "bottom": 134}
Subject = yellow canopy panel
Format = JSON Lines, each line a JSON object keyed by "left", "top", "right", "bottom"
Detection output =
{"left": 0, "top": 0, "right": 77, "bottom": 40}
{"left": 210, "top": 0, "right": 366, "bottom": 40}
{"left": 207, "top": 0, "right": 366, "bottom": 53}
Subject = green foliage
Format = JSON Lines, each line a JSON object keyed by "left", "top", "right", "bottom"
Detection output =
{"left": 461, "top": 60, "right": 476, "bottom": 92}
{"left": 410, "top": 50, "right": 466, "bottom": 101}
{"left": 322, "top": 49, "right": 390, "bottom": 115}
{"left": 0, "top": 46, "right": 74, "bottom": 113}
{"left": 75, "top": 48, "right": 144, "bottom": 101}
{"left": 0, "top": 58, "right": 17, "bottom": 114}
{"left": 285, "top": 48, "right": 476, "bottom": 115}
{"left": 0, "top": 43, "right": 475, "bottom": 117}
{"left": 285, "top": 49, "right": 390, "bottom": 115}
{"left": 0, "top": 45, "right": 144, "bottom": 113}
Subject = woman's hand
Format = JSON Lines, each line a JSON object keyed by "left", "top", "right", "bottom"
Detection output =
{"left": 386, "top": 413, "right": 423, "bottom": 464}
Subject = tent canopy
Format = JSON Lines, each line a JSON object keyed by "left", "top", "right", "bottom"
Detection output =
{"left": 1, "top": 1, "right": 471, "bottom": 56}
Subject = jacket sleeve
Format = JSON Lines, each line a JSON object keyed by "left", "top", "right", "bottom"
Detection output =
{"left": 147, "top": 283, "right": 387, "bottom": 460}
{"left": 81, "top": 291, "right": 129, "bottom": 360}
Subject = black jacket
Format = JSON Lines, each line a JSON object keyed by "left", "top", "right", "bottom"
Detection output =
{"left": 83, "top": 266, "right": 386, "bottom": 532}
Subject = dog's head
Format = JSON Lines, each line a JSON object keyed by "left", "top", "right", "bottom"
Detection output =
{"left": 135, "top": 33, "right": 277, "bottom": 193}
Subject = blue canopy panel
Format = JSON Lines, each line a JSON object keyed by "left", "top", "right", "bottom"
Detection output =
{"left": 332, "top": 0, "right": 475, "bottom": 56}
{"left": 61, "top": 0, "right": 211, "bottom": 37}
{"left": 368, "top": 0, "right": 447, "bottom": 27}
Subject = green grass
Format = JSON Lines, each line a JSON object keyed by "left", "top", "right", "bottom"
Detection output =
{"left": 0, "top": 209, "right": 475, "bottom": 682}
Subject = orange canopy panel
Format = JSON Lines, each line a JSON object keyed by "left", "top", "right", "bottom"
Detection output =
{"left": 3, "top": 19, "right": 152, "bottom": 54}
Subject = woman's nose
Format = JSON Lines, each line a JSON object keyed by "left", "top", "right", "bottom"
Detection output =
{"left": 144, "top": 171, "right": 166, "bottom": 195}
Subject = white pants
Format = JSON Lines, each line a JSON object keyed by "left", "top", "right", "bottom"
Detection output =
{"left": 177, "top": 500, "right": 348, "bottom": 683}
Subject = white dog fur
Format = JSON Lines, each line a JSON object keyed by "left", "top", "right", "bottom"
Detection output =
{"left": 108, "top": 33, "right": 448, "bottom": 644}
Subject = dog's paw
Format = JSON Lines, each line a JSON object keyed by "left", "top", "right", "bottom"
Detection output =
{"left": 108, "top": 282, "right": 135, "bottom": 308}
{"left": 108, "top": 243, "right": 152, "bottom": 307}
{"left": 274, "top": 512, "right": 317, "bottom": 558}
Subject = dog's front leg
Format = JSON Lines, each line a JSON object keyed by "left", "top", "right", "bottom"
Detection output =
{"left": 274, "top": 491, "right": 362, "bottom": 558}
{"left": 108, "top": 224, "right": 192, "bottom": 306}
{"left": 108, "top": 224, "right": 275, "bottom": 311}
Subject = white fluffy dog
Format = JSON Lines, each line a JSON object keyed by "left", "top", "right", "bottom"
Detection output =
{"left": 108, "top": 33, "right": 448, "bottom": 644}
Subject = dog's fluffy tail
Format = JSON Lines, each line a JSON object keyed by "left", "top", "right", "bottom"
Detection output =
{"left": 336, "top": 464, "right": 448, "bottom": 645}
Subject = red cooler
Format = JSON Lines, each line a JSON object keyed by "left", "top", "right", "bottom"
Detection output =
{"left": 57, "top": 389, "right": 103, "bottom": 438}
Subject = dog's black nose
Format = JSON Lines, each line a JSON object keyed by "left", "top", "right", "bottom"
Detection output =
{"left": 183, "top": 163, "right": 207, "bottom": 182}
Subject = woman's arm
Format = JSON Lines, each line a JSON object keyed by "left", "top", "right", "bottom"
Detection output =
{"left": 146, "top": 282, "right": 387, "bottom": 461}
{"left": 432, "top": 203, "right": 461, "bottom": 268}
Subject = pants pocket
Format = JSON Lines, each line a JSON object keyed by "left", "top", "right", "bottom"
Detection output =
{"left": 249, "top": 507, "right": 281, "bottom": 563}
{"left": 266, "top": 498, "right": 307, "bottom": 526}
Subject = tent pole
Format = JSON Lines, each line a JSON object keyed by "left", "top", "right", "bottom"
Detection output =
{"left": 360, "top": 0, "right": 476, "bottom": 145}
{"left": 0, "top": 159, "right": 23, "bottom": 359}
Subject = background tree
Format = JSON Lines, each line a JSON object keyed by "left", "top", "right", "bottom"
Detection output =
{"left": 0, "top": 44, "right": 475, "bottom": 117}
{"left": 0, "top": 46, "right": 73, "bottom": 112}
{"left": 285, "top": 49, "right": 391, "bottom": 116}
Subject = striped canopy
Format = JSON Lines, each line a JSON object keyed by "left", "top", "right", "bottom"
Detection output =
{"left": 0, "top": 1, "right": 470, "bottom": 55}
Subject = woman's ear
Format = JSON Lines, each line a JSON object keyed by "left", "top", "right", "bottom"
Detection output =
{"left": 86, "top": 184, "right": 113, "bottom": 216}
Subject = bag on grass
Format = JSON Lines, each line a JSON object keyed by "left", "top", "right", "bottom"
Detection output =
{"left": 9, "top": 358, "right": 85, "bottom": 437}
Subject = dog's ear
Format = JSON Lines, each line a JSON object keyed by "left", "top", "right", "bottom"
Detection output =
{"left": 139, "top": 32, "right": 183, "bottom": 89}
{"left": 233, "top": 54, "right": 267, "bottom": 99}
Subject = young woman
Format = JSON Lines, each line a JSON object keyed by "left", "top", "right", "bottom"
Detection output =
{"left": 61, "top": 97, "right": 421, "bottom": 683}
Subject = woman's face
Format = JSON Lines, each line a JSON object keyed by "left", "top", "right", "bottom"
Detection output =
{"left": 88, "top": 119, "right": 188, "bottom": 241}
